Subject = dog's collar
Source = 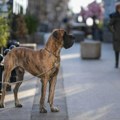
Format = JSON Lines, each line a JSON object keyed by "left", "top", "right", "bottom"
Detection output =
{"left": 45, "top": 48, "right": 58, "bottom": 58}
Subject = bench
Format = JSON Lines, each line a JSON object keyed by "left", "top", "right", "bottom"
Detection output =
{"left": 20, "top": 43, "right": 37, "bottom": 50}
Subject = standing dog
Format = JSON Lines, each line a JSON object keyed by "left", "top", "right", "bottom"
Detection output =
{"left": 0, "top": 29, "right": 74, "bottom": 113}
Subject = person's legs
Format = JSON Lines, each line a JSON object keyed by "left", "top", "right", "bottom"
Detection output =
{"left": 115, "top": 51, "right": 119, "bottom": 68}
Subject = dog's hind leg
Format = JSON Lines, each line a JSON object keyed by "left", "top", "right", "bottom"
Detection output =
{"left": 13, "top": 67, "right": 24, "bottom": 108}
{"left": 0, "top": 69, "right": 12, "bottom": 108}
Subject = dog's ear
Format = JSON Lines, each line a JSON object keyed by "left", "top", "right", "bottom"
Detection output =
{"left": 53, "top": 31, "right": 58, "bottom": 39}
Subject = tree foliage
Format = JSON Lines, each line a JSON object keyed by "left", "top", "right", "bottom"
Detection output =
{"left": 25, "top": 14, "right": 39, "bottom": 34}
{"left": 80, "top": 1, "right": 103, "bottom": 21}
{"left": 0, "top": 17, "right": 9, "bottom": 47}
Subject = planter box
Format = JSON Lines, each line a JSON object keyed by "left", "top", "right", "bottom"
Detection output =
{"left": 80, "top": 41, "right": 101, "bottom": 59}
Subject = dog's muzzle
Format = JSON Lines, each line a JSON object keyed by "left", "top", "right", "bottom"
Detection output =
{"left": 63, "top": 34, "right": 75, "bottom": 49}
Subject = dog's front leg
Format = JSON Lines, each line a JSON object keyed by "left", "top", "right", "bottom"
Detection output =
{"left": 48, "top": 75, "right": 59, "bottom": 112}
{"left": 0, "top": 84, "right": 7, "bottom": 108}
{"left": 40, "top": 79, "right": 47, "bottom": 113}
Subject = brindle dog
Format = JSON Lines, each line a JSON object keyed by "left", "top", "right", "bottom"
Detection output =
{"left": 0, "top": 29, "right": 74, "bottom": 113}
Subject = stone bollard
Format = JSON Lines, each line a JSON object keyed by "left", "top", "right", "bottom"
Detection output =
{"left": 80, "top": 41, "right": 101, "bottom": 59}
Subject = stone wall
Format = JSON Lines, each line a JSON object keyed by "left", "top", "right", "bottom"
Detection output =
{"left": 46, "top": 0, "right": 69, "bottom": 29}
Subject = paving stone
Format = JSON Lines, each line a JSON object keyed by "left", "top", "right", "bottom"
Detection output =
{"left": 31, "top": 69, "right": 68, "bottom": 120}
{"left": 61, "top": 43, "right": 120, "bottom": 120}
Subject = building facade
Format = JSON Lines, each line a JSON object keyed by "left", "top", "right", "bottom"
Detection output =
{"left": 27, "top": 0, "right": 69, "bottom": 30}
{"left": 103, "top": 0, "right": 116, "bottom": 42}
{"left": 104, "top": 0, "right": 115, "bottom": 20}
{"left": 13, "top": 0, "right": 28, "bottom": 14}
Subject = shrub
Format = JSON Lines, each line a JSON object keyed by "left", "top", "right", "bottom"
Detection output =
{"left": 0, "top": 17, "right": 9, "bottom": 47}
{"left": 25, "top": 14, "right": 39, "bottom": 35}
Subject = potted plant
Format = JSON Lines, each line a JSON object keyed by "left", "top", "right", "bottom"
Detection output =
{"left": 0, "top": 16, "right": 9, "bottom": 53}
{"left": 25, "top": 13, "right": 39, "bottom": 35}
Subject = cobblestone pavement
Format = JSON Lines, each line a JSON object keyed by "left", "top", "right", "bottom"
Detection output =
{"left": 61, "top": 43, "right": 120, "bottom": 120}
{"left": 0, "top": 72, "right": 37, "bottom": 120}
{"left": 31, "top": 68, "right": 68, "bottom": 120}
{"left": 1, "top": 43, "right": 120, "bottom": 120}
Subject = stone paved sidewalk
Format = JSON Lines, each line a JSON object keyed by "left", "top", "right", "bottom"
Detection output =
{"left": 1, "top": 43, "right": 120, "bottom": 120}
{"left": 61, "top": 43, "right": 120, "bottom": 120}
{"left": 31, "top": 68, "right": 68, "bottom": 120}
{"left": 0, "top": 72, "right": 37, "bottom": 120}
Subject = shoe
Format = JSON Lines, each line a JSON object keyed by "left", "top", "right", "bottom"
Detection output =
{"left": 0, "top": 90, "right": 2, "bottom": 95}
{"left": 115, "top": 65, "right": 119, "bottom": 68}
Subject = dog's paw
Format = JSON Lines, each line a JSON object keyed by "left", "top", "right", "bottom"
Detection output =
{"left": 0, "top": 103, "right": 5, "bottom": 108}
{"left": 40, "top": 107, "right": 47, "bottom": 113}
{"left": 51, "top": 106, "right": 59, "bottom": 112}
{"left": 15, "top": 103, "right": 22, "bottom": 108}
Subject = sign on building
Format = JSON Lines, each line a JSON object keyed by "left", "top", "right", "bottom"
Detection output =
{"left": 13, "top": 0, "right": 28, "bottom": 14}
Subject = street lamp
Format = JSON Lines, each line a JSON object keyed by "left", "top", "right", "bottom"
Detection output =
{"left": 78, "top": 16, "right": 83, "bottom": 22}
{"left": 86, "top": 17, "right": 93, "bottom": 26}
{"left": 96, "top": 0, "right": 102, "bottom": 3}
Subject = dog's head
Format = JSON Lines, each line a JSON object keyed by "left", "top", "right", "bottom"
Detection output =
{"left": 52, "top": 29, "right": 75, "bottom": 49}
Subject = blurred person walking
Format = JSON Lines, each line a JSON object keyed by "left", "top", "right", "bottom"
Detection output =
{"left": 109, "top": 0, "right": 120, "bottom": 68}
